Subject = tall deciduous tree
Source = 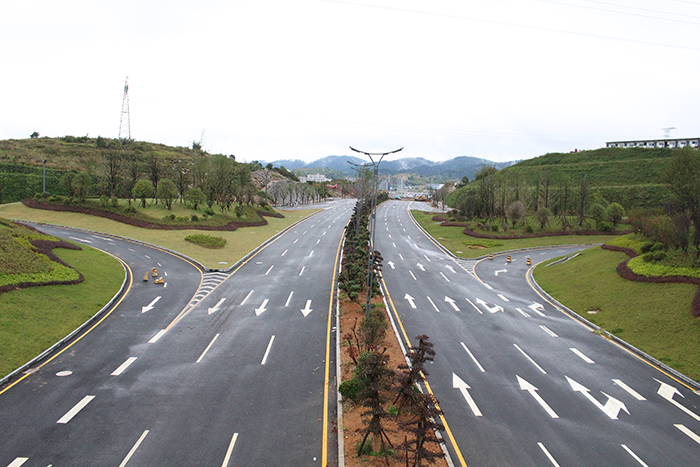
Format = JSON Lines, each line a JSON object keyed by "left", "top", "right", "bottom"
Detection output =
{"left": 132, "top": 179, "right": 154, "bottom": 208}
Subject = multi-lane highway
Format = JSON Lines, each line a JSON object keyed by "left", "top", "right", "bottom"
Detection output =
{"left": 375, "top": 200, "right": 700, "bottom": 466}
{"left": 3, "top": 197, "right": 700, "bottom": 467}
{"left": 0, "top": 199, "right": 355, "bottom": 467}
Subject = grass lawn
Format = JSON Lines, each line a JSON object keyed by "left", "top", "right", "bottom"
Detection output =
{"left": 534, "top": 246, "right": 700, "bottom": 382}
{"left": 0, "top": 244, "right": 124, "bottom": 378}
{"left": 0, "top": 202, "right": 320, "bottom": 269}
{"left": 411, "top": 210, "right": 618, "bottom": 258}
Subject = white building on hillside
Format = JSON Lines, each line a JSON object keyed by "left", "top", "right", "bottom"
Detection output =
{"left": 606, "top": 137, "right": 700, "bottom": 149}
{"left": 299, "top": 173, "right": 330, "bottom": 183}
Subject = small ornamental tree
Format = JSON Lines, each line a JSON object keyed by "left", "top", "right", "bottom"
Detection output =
{"left": 71, "top": 172, "right": 92, "bottom": 203}
{"left": 534, "top": 207, "right": 552, "bottom": 230}
{"left": 506, "top": 200, "right": 527, "bottom": 227}
{"left": 606, "top": 202, "right": 625, "bottom": 226}
{"left": 398, "top": 393, "right": 445, "bottom": 467}
{"left": 394, "top": 335, "right": 435, "bottom": 415}
{"left": 132, "top": 179, "right": 154, "bottom": 208}
{"left": 355, "top": 349, "right": 395, "bottom": 457}
{"left": 156, "top": 178, "right": 177, "bottom": 210}
{"left": 185, "top": 187, "right": 206, "bottom": 211}
{"left": 588, "top": 203, "right": 606, "bottom": 229}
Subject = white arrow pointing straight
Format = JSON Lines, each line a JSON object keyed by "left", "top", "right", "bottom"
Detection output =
{"left": 453, "top": 373, "right": 482, "bottom": 416}
{"left": 566, "top": 376, "right": 629, "bottom": 419}
{"left": 208, "top": 298, "right": 226, "bottom": 315}
{"left": 517, "top": 376, "right": 559, "bottom": 418}
{"left": 142, "top": 296, "right": 161, "bottom": 313}
{"left": 655, "top": 379, "right": 700, "bottom": 421}
{"left": 445, "top": 296, "right": 460, "bottom": 311}
{"left": 301, "top": 300, "right": 313, "bottom": 317}
{"left": 387, "top": 261, "right": 395, "bottom": 270}
{"left": 416, "top": 263, "right": 425, "bottom": 271}
{"left": 255, "top": 299, "right": 269, "bottom": 316}
{"left": 446, "top": 265, "right": 456, "bottom": 273}
{"left": 404, "top": 294, "right": 416, "bottom": 309}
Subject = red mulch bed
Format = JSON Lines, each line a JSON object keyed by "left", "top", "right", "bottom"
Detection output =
{"left": 0, "top": 223, "right": 84, "bottom": 295}
{"left": 601, "top": 244, "right": 700, "bottom": 318}
{"left": 21, "top": 199, "right": 283, "bottom": 231}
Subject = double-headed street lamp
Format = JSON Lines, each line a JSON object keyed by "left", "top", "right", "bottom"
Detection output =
{"left": 349, "top": 146, "right": 403, "bottom": 316}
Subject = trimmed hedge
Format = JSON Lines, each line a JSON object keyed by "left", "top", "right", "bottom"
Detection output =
{"left": 601, "top": 244, "right": 700, "bottom": 317}
{"left": 184, "top": 234, "right": 227, "bottom": 249}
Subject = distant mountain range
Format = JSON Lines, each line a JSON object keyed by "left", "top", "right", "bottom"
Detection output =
{"left": 265, "top": 155, "right": 516, "bottom": 181}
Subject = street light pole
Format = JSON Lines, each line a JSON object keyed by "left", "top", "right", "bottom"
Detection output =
{"left": 349, "top": 146, "right": 403, "bottom": 316}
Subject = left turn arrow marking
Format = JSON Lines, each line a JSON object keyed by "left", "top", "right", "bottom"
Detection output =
{"left": 142, "top": 296, "right": 161, "bottom": 313}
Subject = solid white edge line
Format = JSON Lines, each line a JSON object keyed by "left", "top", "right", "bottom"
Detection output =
{"left": 148, "top": 329, "right": 167, "bottom": 343}
{"left": 514, "top": 344, "right": 547, "bottom": 374}
{"left": 461, "top": 342, "right": 485, "bottom": 372}
{"left": 118, "top": 430, "right": 149, "bottom": 467}
{"left": 57, "top": 395, "right": 95, "bottom": 424}
{"left": 285, "top": 290, "right": 294, "bottom": 307}
{"left": 538, "top": 442, "right": 561, "bottom": 467}
{"left": 111, "top": 357, "right": 138, "bottom": 376}
{"left": 570, "top": 348, "right": 595, "bottom": 364}
{"left": 221, "top": 432, "right": 239, "bottom": 467}
{"left": 621, "top": 444, "right": 650, "bottom": 467}
{"left": 197, "top": 334, "right": 220, "bottom": 363}
{"left": 261, "top": 335, "right": 275, "bottom": 365}
{"left": 7, "top": 458, "right": 28, "bottom": 467}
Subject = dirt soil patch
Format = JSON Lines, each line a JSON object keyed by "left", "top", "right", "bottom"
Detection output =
{"left": 338, "top": 296, "right": 449, "bottom": 467}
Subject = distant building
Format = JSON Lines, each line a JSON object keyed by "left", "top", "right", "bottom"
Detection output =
{"left": 606, "top": 138, "right": 700, "bottom": 149}
{"left": 299, "top": 173, "right": 330, "bottom": 183}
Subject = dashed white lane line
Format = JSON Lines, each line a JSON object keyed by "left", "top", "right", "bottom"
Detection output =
{"left": 148, "top": 329, "right": 167, "bottom": 343}
{"left": 118, "top": 430, "right": 150, "bottom": 467}
{"left": 540, "top": 326, "right": 558, "bottom": 338}
{"left": 197, "top": 334, "right": 220, "bottom": 363}
{"left": 261, "top": 335, "right": 275, "bottom": 365}
{"left": 409, "top": 271, "right": 417, "bottom": 281}
{"left": 570, "top": 348, "right": 595, "bottom": 364}
{"left": 299, "top": 266, "right": 305, "bottom": 276}
{"left": 221, "top": 433, "right": 239, "bottom": 467}
{"left": 7, "top": 458, "right": 28, "bottom": 467}
{"left": 111, "top": 357, "right": 137, "bottom": 376}
{"left": 538, "top": 443, "right": 561, "bottom": 467}
{"left": 621, "top": 444, "right": 649, "bottom": 467}
{"left": 57, "top": 395, "right": 95, "bottom": 424}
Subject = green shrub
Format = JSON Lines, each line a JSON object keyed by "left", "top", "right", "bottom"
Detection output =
{"left": 642, "top": 250, "right": 667, "bottom": 262}
{"left": 163, "top": 214, "right": 176, "bottom": 221}
{"left": 184, "top": 234, "right": 227, "bottom": 249}
{"left": 338, "top": 378, "right": 361, "bottom": 402}
{"left": 491, "top": 224, "right": 499, "bottom": 232}
{"left": 33, "top": 192, "right": 42, "bottom": 200}
{"left": 191, "top": 214, "right": 199, "bottom": 222}
{"left": 99, "top": 195, "right": 108, "bottom": 208}
{"left": 176, "top": 216, "right": 189, "bottom": 222}
{"left": 63, "top": 197, "right": 73, "bottom": 205}
{"left": 640, "top": 242, "right": 654, "bottom": 253}
{"left": 525, "top": 225, "right": 534, "bottom": 234}
{"left": 123, "top": 205, "right": 136, "bottom": 214}
{"left": 650, "top": 242, "right": 664, "bottom": 252}
{"left": 599, "top": 222, "right": 613, "bottom": 232}
{"left": 110, "top": 197, "right": 119, "bottom": 208}
{"left": 234, "top": 206, "right": 244, "bottom": 218}
{"left": 204, "top": 208, "right": 215, "bottom": 216}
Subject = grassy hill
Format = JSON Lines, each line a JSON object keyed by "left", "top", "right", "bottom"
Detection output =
{"left": 496, "top": 147, "right": 676, "bottom": 209}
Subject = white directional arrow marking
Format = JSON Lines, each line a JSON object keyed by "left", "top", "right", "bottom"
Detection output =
{"left": 301, "top": 300, "right": 313, "bottom": 317}
{"left": 387, "top": 261, "right": 395, "bottom": 270}
{"left": 655, "top": 379, "right": 700, "bottom": 421}
{"left": 495, "top": 269, "right": 507, "bottom": 276}
{"left": 517, "top": 375, "right": 559, "bottom": 418}
{"left": 417, "top": 263, "right": 425, "bottom": 271}
{"left": 208, "top": 298, "right": 226, "bottom": 315}
{"left": 476, "top": 298, "right": 503, "bottom": 313}
{"left": 445, "top": 296, "right": 460, "bottom": 311}
{"left": 404, "top": 294, "right": 417, "bottom": 309}
{"left": 255, "top": 299, "right": 269, "bottom": 316}
{"left": 446, "top": 265, "right": 456, "bottom": 273}
{"left": 529, "top": 302, "right": 546, "bottom": 316}
{"left": 453, "top": 373, "right": 482, "bottom": 416}
{"left": 141, "top": 296, "right": 161, "bottom": 313}
{"left": 566, "top": 376, "right": 629, "bottom": 419}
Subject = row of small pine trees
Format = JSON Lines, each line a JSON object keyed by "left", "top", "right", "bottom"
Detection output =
{"left": 339, "top": 200, "right": 445, "bottom": 466}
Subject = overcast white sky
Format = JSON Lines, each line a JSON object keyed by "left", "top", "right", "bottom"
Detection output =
{"left": 2, "top": 0, "right": 699, "bottom": 164}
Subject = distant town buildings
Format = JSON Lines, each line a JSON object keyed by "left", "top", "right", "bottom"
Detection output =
{"left": 606, "top": 138, "right": 700, "bottom": 149}
{"left": 299, "top": 173, "right": 330, "bottom": 183}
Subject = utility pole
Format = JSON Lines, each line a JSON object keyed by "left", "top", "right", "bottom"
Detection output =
{"left": 350, "top": 146, "right": 403, "bottom": 316}
{"left": 118, "top": 77, "right": 131, "bottom": 147}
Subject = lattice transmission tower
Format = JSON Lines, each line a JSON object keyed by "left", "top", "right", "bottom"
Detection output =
{"left": 118, "top": 77, "right": 131, "bottom": 145}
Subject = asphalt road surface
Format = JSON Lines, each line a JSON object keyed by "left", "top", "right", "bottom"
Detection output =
{"left": 375, "top": 200, "right": 700, "bottom": 467}
{"left": 0, "top": 199, "right": 355, "bottom": 467}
